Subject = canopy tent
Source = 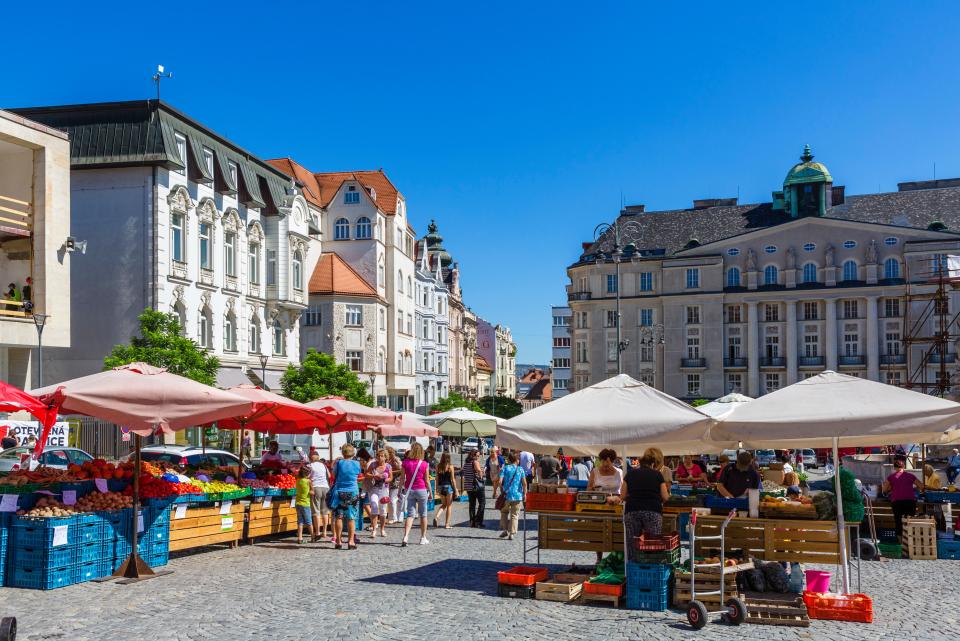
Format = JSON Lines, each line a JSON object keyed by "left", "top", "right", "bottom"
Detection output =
{"left": 695, "top": 392, "right": 753, "bottom": 419}
{"left": 31, "top": 362, "right": 256, "bottom": 581}
{"left": 497, "top": 374, "right": 725, "bottom": 456}
{"left": 0, "top": 380, "right": 59, "bottom": 460}
{"left": 375, "top": 412, "right": 438, "bottom": 438}
{"left": 714, "top": 370, "right": 960, "bottom": 594}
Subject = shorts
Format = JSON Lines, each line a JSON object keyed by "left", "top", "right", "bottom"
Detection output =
{"left": 311, "top": 487, "right": 329, "bottom": 515}
{"left": 405, "top": 488, "right": 429, "bottom": 519}
{"left": 296, "top": 505, "right": 312, "bottom": 526}
{"left": 368, "top": 488, "right": 389, "bottom": 515}
{"left": 439, "top": 484, "right": 455, "bottom": 497}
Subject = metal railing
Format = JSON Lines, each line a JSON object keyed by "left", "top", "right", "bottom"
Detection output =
{"left": 680, "top": 357, "right": 706, "bottom": 368}
{"left": 880, "top": 354, "right": 906, "bottom": 365}
{"left": 798, "top": 356, "right": 825, "bottom": 367}
{"left": 759, "top": 356, "right": 786, "bottom": 367}
{"left": 723, "top": 357, "right": 747, "bottom": 368}
{"left": 838, "top": 355, "right": 866, "bottom": 366}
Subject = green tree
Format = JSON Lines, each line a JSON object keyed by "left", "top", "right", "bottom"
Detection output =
{"left": 280, "top": 349, "right": 373, "bottom": 405}
{"left": 690, "top": 398, "right": 710, "bottom": 408}
{"left": 477, "top": 395, "right": 523, "bottom": 419}
{"left": 104, "top": 309, "right": 220, "bottom": 385}
{"left": 428, "top": 391, "right": 479, "bottom": 414}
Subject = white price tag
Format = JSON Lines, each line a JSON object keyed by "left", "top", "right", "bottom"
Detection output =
{"left": 221, "top": 516, "right": 234, "bottom": 530}
{"left": 52, "top": 525, "right": 69, "bottom": 547}
{"left": 62, "top": 490, "right": 77, "bottom": 506}
{"left": 263, "top": 496, "right": 272, "bottom": 509}
{"left": 220, "top": 500, "right": 233, "bottom": 515}
{"left": 95, "top": 478, "right": 109, "bottom": 493}
{"left": 174, "top": 504, "right": 187, "bottom": 520}
{"left": 289, "top": 497, "right": 296, "bottom": 508}
{"left": 137, "top": 511, "right": 145, "bottom": 533}
{"left": 0, "top": 494, "right": 18, "bottom": 512}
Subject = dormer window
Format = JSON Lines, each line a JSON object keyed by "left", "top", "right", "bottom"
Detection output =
{"left": 174, "top": 133, "right": 187, "bottom": 176}
{"left": 764, "top": 245, "right": 777, "bottom": 254}
{"left": 202, "top": 147, "right": 214, "bottom": 176}
{"left": 345, "top": 186, "right": 360, "bottom": 205}
{"left": 803, "top": 242, "right": 816, "bottom": 252}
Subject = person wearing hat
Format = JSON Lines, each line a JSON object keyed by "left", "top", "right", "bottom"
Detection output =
{"left": 947, "top": 448, "right": 960, "bottom": 485}
{"left": 717, "top": 451, "right": 762, "bottom": 498}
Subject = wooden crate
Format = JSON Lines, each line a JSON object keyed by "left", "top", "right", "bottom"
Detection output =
{"left": 902, "top": 517, "right": 937, "bottom": 560}
{"left": 575, "top": 503, "right": 623, "bottom": 514}
{"left": 674, "top": 571, "right": 739, "bottom": 605}
{"left": 535, "top": 573, "right": 590, "bottom": 602}
{"left": 538, "top": 513, "right": 624, "bottom": 553}
{"left": 580, "top": 592, "right": 620, "bottom": 608}
{"left": 744, "top": 592, "right": 810, "bottom": 627}
{"left": 169, "top": 502, "right": 245, "bottom": 551}
{"left": 758, "top": 503, "right": 818, "bottom": 520}
{"left": 693, "top": 516, "right": 854, "bottom": 564}
{"left": 247, "top": 498, "right": 298, "bottom": 540}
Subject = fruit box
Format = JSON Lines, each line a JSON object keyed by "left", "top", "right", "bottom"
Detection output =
{"left": 497, "top": 565, "right": 549, "bottom": 587}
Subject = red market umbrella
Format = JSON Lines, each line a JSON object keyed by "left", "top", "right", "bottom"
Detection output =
{"left": 216, "top": 385, "right": 340, "bottom": 433}
{"left": 31, "top": 363, "right": 256, "bottom": 582}
{"left": 375, "top": 412, "right": 438, "bottom": 438}
{"left": 0, "top": 380, "right": 58, "bottom": 459}
{"left": 305, "top": 396, "right": 399, "bottom": 458}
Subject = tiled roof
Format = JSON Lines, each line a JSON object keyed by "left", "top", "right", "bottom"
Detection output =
{"left": 266, "top": 162, "right": 403, "bottom": 215}
{"left": 519, "top": 368, "right": 546, "bottom": 384}
{"left": 308, "top": 252, "right": 377, "bottom": 297}
{"left": 524, "top": 378, "right": 552, "bottom": 401}
{"left": 476, "top": 355, "right": 493, "bottom": 373}
{"left": 266, "top": 158, "right": 324, "bottom": 208}
{"left": 583, "top": 184, "right": 960, "bottom": 264}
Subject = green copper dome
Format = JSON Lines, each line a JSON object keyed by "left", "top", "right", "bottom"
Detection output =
{"left": 784, "top": 145, "right": 832, "bottom": 187}
{"left": 424, "top": 220, "right": 452, "bottom": 268}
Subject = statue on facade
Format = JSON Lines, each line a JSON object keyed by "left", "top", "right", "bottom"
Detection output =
{"left": 746, "top": 248, "right": 758, "bottom": 271}
{"left": 786, "top": 246, "right": 796, "bottom": 269}
{"left": 825, "top": 243, "right": 835, "bottom": 267}
{"left": 866, "top": 239, "right": 879, "bottom": 264}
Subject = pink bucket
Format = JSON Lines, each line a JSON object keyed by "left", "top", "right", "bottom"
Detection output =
{"left": 805, "top": 570, "right": 831, "bottom": 593}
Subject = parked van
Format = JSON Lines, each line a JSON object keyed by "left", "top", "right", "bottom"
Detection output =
{"left": 275, "top": 431, "right": 359, "bottom": 461}
{"left": 382, "top": 435, "right": 429, "bottom": 458}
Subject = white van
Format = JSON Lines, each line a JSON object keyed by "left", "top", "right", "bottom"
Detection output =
{"left": 382, "top": 435, "right": 429, "bottom": 458}
{"left": 275, "top": 431, "right": 358, "bottom": 461}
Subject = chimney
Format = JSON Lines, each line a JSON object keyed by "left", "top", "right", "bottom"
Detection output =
{"left": 693, "top": 197, "right": 738, "bottom": 210}
{"left": 622, "top": 204, "right": 645, "bottom": 215}
{"left": 831, "top": 185, "right": 845, "bottom": 205}
{"left": 582, "top": 242, "right": 593, "bottom": 251}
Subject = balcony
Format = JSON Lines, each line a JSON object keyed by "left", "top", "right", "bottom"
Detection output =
{"left": 568, "top": 291, "right": 592, "bottom": 301}
{"left": 680, "top": 357, "right": 707, "bottom": 368}
{"left": 798, "top": 356, "right": 824, "bottom": 367}
{"left": 880, "top": 354, "right": 906, "bottom": 365}
{"left": 759, "top": 357, "right": 785, "bottom": 367}
{"left": 929, "top": 353, "right": 957, "bottom": 364}
{"left": 838, "top": 355, "right": 865, "bottom": 366}
{"left": 723, "top": 357, "right": 747, "bottom": 368}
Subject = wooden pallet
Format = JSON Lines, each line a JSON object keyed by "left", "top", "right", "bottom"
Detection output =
{"left": 674, "top": 572, "right": 740, "bottom": 605}
{"left": 581, "top": 592, "right": 620, "bottom": 608}
{"left": 744, "top": 592, "right": 810, "bottom": 627}
{"left": 247, "top": 500, "right": 298, "bottom": 540}
{"left": 535, "top": 573, "right": 590, "bottom": 602}
{"left": 538, "top": 512, "right": 624, "bottom": 553}
{"left": 759, "top": 504, "right": 818, "bottom": 520}
{"left": 903, "top": 518, "right": 937, "bottom": 559}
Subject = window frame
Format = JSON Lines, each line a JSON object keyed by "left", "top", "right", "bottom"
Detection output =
{"left": 334, "top": 218, "right": 350, "bottom": 240}
{"left": 345, "top": 304, "right": 363, "bottom": 327}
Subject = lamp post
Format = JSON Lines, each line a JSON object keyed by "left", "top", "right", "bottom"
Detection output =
{"left": 594, "top": 220, "right": 623, "bottom": 374}
{"left": 32, "top": 313, "right": 49, "bottom": 389}
{"left": 259, "top": 353, "right": 269, "bottom": 391}
{"left": 639, "top": 323, "right": 665, "bottom": 387}
{"left": 368, "top": 373, "right": 377, "bottom": 406}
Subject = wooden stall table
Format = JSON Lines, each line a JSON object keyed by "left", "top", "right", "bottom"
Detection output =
{"left": 169, "top": 500, "right": 246, "bottom": 551}
{"left": 524, "top": 509, "right": 624, "bottom": 564}
{"left": 246, "top": 495, "right": 298, "bottom": 541}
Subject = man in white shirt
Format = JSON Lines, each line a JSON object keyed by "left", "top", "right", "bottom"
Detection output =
{"left": 309, "top": 452, "right": 331, "bottom": 541}
{"left": 519, "top": 451, "right": 535, "bottom": 482}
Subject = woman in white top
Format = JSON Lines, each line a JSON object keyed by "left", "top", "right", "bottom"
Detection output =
{"left": 588, "top": 448, "right": 624, "bottom": 493}
{"left": 308, "top": 452, "right": 331, "bottom": 542}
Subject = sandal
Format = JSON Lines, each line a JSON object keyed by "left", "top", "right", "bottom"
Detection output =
{"left": 335, "top": 543, "right": 342, "bottom": 550}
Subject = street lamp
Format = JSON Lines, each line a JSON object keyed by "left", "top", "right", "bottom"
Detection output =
{"left": 258, "top": 353, "right": 269, "bottom": 391}
{"left": 368, "top": 373, "right": 377, "bottom": 406}
{"left": 32, "top": 313, "right": 49, "bottom": 388}
{"left": 639, "top": 323, "right": 665, "bottom": 386}
{"left": 594, "top": 220, "right": 623, "bottom": 374}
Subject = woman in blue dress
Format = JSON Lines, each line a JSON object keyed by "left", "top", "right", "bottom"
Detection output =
{"left": 330, "top": 443, "right": 362, "bottom": 550}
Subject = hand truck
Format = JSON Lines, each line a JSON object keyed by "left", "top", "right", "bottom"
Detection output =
{"left": 0, "top": 616, "right": 15, "bottom": 641}
{"left": 685, "top": 510, "right": 747, "bottom": 630}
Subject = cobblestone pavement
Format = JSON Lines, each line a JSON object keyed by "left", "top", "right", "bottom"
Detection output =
{"left": 3, "top": 496, "right": 958, "bottom": 641}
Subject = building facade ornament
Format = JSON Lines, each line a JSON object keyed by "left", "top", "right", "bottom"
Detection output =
{"left": 167, "top": 184, "right": 194, "bottom": 213}
{"left": 196, "top": 197, "right": 219, "bottom": 223}
{"left": 866, "top": 239, "right": 879, "bottom": 264}
{"left": 746, "top": 249, "right": 758, "bottom": 271}
{"left": 825, "top": 243, "right": 835, "bottom": 267}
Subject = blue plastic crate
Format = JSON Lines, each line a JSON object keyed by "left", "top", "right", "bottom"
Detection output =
{"left": 626, "top": 562, "right": 673, "bottom": 590}
{"left": 703, "top": 496, "right": 748, "bottom": 511}
{"left": 626, "top": 584, "right": 670, "bottom": 611}
{"left": 59, "top": 481, "right": 95, "bottom": 498}
{"left": 172, "top": 493, "right": 203, "bottom": 504}
{"left": 670, "top": 484, "right": 693, "bottom": 496}
{"left": 107, "top": 479, "right": 130, "bottom": 493}
{"left": 938, "top": 539, "right": 960, "bottom": 560}
{"left": 10, "top": 563, "right": 74, "bottom": 590}
{"left": 75, "top": 559, "right": 103, "bottom": 583}
{"left": 265, "top": 488, "right": 282, "bottom": 497}
{"left": 0, "top": 528, "right": 7, "bottom": 587}
{"left": 566, "top": 479, "right": 588, "bottom": 489}
{"left": 76, "top": 540, "right": 109, "bottom": 564}
{"left": 678, "top": 512, "right": 691, "bottom": 542}
{"left": 13, "top": 542, "right": 76, "bottom": 567}
{"left": 11, "top": 515, "right": 83, "bottom": 547}
{"left": 74, "top": 520, "right": 104, "bottom": 545}
{"left": 146, "top": 548, "right": 169, "bottom": 567}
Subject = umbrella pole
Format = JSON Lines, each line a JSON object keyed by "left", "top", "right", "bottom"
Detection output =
{"left": 460, "top": 423, "right": 464, "bottom": 471}
{"left": 833, "top": 437, "right": 850, "bottom": 594}
{"left": 114, "top": 433, "right": 156, "bottom": 581}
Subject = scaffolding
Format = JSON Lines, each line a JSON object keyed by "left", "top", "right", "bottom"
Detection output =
{"left": 902, "top": 255, "right": 960, "bottom": 396}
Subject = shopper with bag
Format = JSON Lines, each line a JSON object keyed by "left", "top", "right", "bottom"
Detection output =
{"left": 400, "top": 443, "right": 434, "bottom": 546}
{"left": 365, "top": 449, "right": 393, "bottom": 538}
{"left": 498, "top": 451, "right": 527, "bottom": 541}
{"left": 329, "top": 444, "right": 362, "bottom": 550}
{"left": 463, "top": 449, "right": 486, "bottom": 527}
{"left": 386, "top": 447, "right": 403, "bottom": 524}
{"left": 433, "top": 453, "right": 459, "bottom": 529}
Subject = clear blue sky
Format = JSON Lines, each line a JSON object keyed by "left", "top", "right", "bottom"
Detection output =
{"left": 5, "top": 2, "right": 960, "bottom": 363}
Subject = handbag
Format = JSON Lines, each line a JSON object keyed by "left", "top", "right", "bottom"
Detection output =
{"left": 496, "top": 465, "right": 519, "bottom": 511}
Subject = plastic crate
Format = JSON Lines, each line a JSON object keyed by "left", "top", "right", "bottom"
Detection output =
{"left": 10, "top": 564, "right": 74, "bottom": 590}
{"left": 76, "top": 540, "right": 108, "bottom": 564}
{"left": 497, "top": 582, "right": 535, "bottom": 599}
{"left": 703, "top": 496, "right": 748, "bottom": 511}
{"left": 877, "top": 527, "right": 897, "bottom": 542}
{"left": 0, "top": 528, "right": 6, "bottom": 587}
{"left": 265, "top": 488, "right": 282, "bottom": 497}
{"left": 670, "top": 484, "right": 692, "bottom": 496}
{"left": 525, "top": 493, "right": 577, "bottom": 512}
{"left": 146, "top": 548, "right": 169, "bottom": 567}
{"left": 633, "top": 547, "right": 681, "bottom": 566}
{"left": 172, "top": 493, "right": 204, "bottom": 504}
{"left": 878, "top": 542, "right": 902, "bottom": 559}
{"left": 14, "top": 542, "right": 76, "bottom": 568}
{"left": 59, "top": 481, "right": 95, "bottom": 497}
{"left": 635, "top": 532, "right": 679, "bottom": 551}
{"left": 938, "top": 539, "right": 960, "bottom": 560}
{"left": 75, "top": 559, "right": 103, "bottom": 583}
{"left": 107, "top": 479, "right": 130, "bottom": 492}
{"left": 583, "top": 580, "right": 625, "bottom": 596}
{"left": 678, "top": 512, "right": 691, "bottom": 541}
{"left": 497, "top": 565, "right": 549, "bottom": 587}
{"left": 924, "top": 491, "right": 960, "bottom": 504}
{"left": 802, "top": 592, "right": 873, "bottom": 623}
{"left": 626, "top": 584, "right": 670, "bottom": 611}
{"left": 626, "top": 562, "right": 673, "bottom": 590}
{"left": 566, "top": 479, "right": 588, "bottom": 489}
{"left": 11, "top": 515, "right": 85, "bottom": 547}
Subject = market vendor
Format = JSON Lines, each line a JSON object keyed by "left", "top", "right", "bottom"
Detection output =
{"left": 923, "top": 464, "right": 942, "bottom": 490}
{"left": 260, "top": 440, "right": 283, "bottom": 464}
{"left": 883, "top": 455, "right": 924, "bottom": 538}
{"left": 587, "top": 448, "right": 623, "bottom": 493}
{"left": 674, "top": 455, "right": 707, "bottom": 483}
{"left": 709, "top": 454, "right": 730, "bottom": 483}
{"left": 717, "top": 451, "right": 762, "bottom": 498}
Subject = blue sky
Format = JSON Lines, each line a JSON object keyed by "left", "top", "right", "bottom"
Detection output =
{"left": 5, "top": 2, "right": 960, "bottom": 363}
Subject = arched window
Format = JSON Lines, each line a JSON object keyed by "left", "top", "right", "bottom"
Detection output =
{"left": 884, "top": 257, "right": 900, "bottom": 280}
{"left": 764, "top": 265, "right": 778, "bottom": 286}
{"left": 355, "top": 217, "right": 372, "bottom": 239}
{"left": 249, "top": 315, "right": 261, "bottom": 354}
{"left": 843, "top": 260, "right": 858, "bottom": 282}
{"left": 272, "top": 320, "right": 285, "bottom": 355}
{"left": 334, "top": 218, "right": 350, "bottom": 240}
{"left": 198, "top": 307, "right": 212, "bottom": 349}
{"left": 223, "top": 314, "right": 237, "bottom": 351}
{"left": 407, "top": 276, "right": 413, "bottom": 298}
{"left": 377, "top": 349, "right": 385, "bottom": 372}
{"left": 292, "top": 251, "right": 303, "bottom": 291}
{"left": 397, "top": 271, "right": 404, "bottom": 294}
{"left": 802, "top": 262, "right": 818, "bottom": 284}
{"left": 726, "top": 267, "right": 741, "bottom": 288}
{"left": 172, "top": 302, "right": 187, "bottom": 337}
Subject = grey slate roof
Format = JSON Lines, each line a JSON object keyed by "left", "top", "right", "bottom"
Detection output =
{"left": 582, "top": 185, "right": 960, "bottom": 265}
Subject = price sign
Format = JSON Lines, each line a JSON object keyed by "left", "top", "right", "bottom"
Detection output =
{"left": 62, "top": 490, "right": 77, "bottom": 505}
{"left": 289, "top": 497, "right": 296, "bottom": 508}
{"left": 263, "top": 496, "right": 272, "bottom": 509}
{"left": 0, "top": 494, "right": 18, "bottom": 512}
{"left": 221, "top": 516, "right": 234, "bottom": 530}
{"left": 137, "top": 511, "right": 145, "bottom": 533}
{"left": 220, "top": 500, "right": 233, "bottom": 515}
{"left": 174, "top": 504, "right": 187, "bottom": 520}
{"left": 95, "top": 478, "right": 109, "bottom": 493}
{"left": 52, "top": 525, "right": 69, "bottom": 547}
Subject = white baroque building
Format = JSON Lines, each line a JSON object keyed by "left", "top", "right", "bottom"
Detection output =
{"left": 15, "top": 101, "right": 313, "bottom": 389}
{"left": 414, "top": 221, "right": 450, "bottom": 412}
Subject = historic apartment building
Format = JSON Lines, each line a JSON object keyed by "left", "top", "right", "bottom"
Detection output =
{"left": 0, "top": 109, "right": 71, "bottom": 390}
{"left": 550, "top": 305, "right": 572, "bottom": 399}
{"left": 414, "top": 223, "right": 450, "bottom": 413}
{"left": 13, "top": 101, "right": 310, "bottom": 388}
{"left": 568, "top": 147, "right": 960, "bottom": 400}
{"left": 495, "top": 324, "right": 517, "bottom": 397}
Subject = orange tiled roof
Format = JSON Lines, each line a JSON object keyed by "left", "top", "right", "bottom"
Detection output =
{"left": 315, "top": 170, "right": 401, "bottom": 214}
{"left": 308, "top": 252, "right": 377, "bottom": 297}
{"left": 525, "top": 378, "right": 552, "bottom": 401}
{"left": 519, "top": 368, "right": 546, "bottom": 384}
{"left": 266, "top": 158, "right": 324, "bottom": 209}
{"left": 476, "top": 355, "right": 493, "bottom": 373}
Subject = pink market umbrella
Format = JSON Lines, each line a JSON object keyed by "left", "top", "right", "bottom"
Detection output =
{"left": 32, "top": 363, "right": 255, "bottom": 582}
{"left": 375, "top": 412, "right": 439, "bottom": 438}
{"left": 305, "top": 396, "right": 400, "bottom": 458}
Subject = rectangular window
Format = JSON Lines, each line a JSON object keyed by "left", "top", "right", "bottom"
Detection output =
{"left": 686, "top": 306, "right": 700, "bottom": 325}
{"left": 553, "top": 315, "right": 571, "bottom": 326}
{"left": 171, "top": 214, "right": 184, "bottom": 263}
{"left": 886, "top": 332, "right": 901, "bottom": 355}
{"left": 764, "top": 373, "right": 781, "bottom": 393}
{"left": 379, "top": 308, "right": 385, "bottom": 330}
{"left": 553, "top": 337, "right": 571, "bottom": 348}
{"left": 727, "top": 336, "right": 741, "bottom": 359}
{"left": 345, "top": 305, "right": 362, "bottom": 326}
{"left": 267, "top": 250, "right": 277, "bottom": 286}
{"left": 640, "top": 309, "right": 653, "bottom": 326}
{"left": 397, "top": 312, "right": 403, "bottom": 332}
{"left": 685, "top": 268, "right": 700, "bottom": 289}
{"left": 576, "top": 311, "right": 589, "bottom": 329}
{"left": 843, "top": 300, "right": 859, "bottom": 319}
{"left": 726, "top": 305, "right": 741, "bottom": 324}
{"left": 303, "top": 306, "right": 321, "bottom": 326}
{"left": 606, "top": 310, "right": 619, "bottom": 327}
{"left": 764, "top": 304, "right": 779, "bottom": 322}
{"left": 346, "top": 351, "right": 362, "bottom": 372}
{"left": 607, "top": 341, "right": 617, "bottom": 362}
{"left": 639, "top": 272, "right": 653, "bottom": 291}
{"left": 199, "top": 223, "right": 212, "bottom": 270}
{"left": 174, "top": 133, "right": 187, "bottom": 176}
{"left": 884, "top": 298, "right": 901, "bottom": 318}
{"left": 804, "top": 334, "right": 819, "bottom": 357}
{"left": 687, "top": 374, "right": 701, "bottom": 397}
{"left": 640, "top": 345, "right": 654, "bottom": 362}
{"left": 686, "top": 335, "right": 701, "bottom": 359}
{"left": 606, "top": 274, "right": 618, "bottom": 293}
{"left": 407, "top": 314, "right": 412, "bottom": 335}
{"left": 553, "top": 357, "right": 571, "bottom": 368}
{"left": 202, "top": 147, "right": 214, "bottom": 176}
{"left": 886, "top": 371, "right": 902, "bottom": 386}
{"left": 844, "top": 333, "right": 859, "bottom": 356}
{"left": 553, "top": 378, "right": 568, "bottom": 390}
{"left": 224, "top": 232, "right": 236, "bottom": 276}
{"left": 228, "top": 162, "right": 238, "bottom": 190}
{"left": 803, "top": 302, "right": 818, "bottom": 320}
{"left": 726, "top": 373, "right": 742, "bottom": 394}
{"left": 248, "top": 243, "right": 260, "bottom": 284}
{"left": 576, "top": 341, "right": 587, "bottom": 363}
{"left": 345, "top": 189, "right": 360, "bottom": 204}
{"left": 765, "top": 335, "right": 779, "bottom": 358}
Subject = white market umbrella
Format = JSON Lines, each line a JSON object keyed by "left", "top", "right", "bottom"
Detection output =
{"left": 714, "top": 370, "right": 960, "bottom": 593}
{"left": 424, "top": 407, "right": 502, "bottom": 468}
{"left": 696, "top": 392, "right": 754, "bottom": 419}
{"left": 497, "top": 374, "right": 727, "bottom": 456}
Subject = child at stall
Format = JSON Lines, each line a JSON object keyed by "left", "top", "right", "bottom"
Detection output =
{"left": 295, "top": 467, "right": 314, "bottom": 544}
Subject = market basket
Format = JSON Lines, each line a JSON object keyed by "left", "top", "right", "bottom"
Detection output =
{"left": 802, "top": 592, "right": 873, "bottom": 623}
{"left": 582, "top": 580, "right": 625, "bottom": 597}
{"left": 633, "top": 547, "right": 681, "bottom": 566}
{"left": 497, "top": 565, "right": 549, "bottom": 587}
{"left": 634, "top": 532, "right": 679, "bottom": 551}
{"left": 0, "top": 482, "right": 41, "bottom": 494}
{"left": 526, "top": 492, "right": 577, "bottom": 512}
